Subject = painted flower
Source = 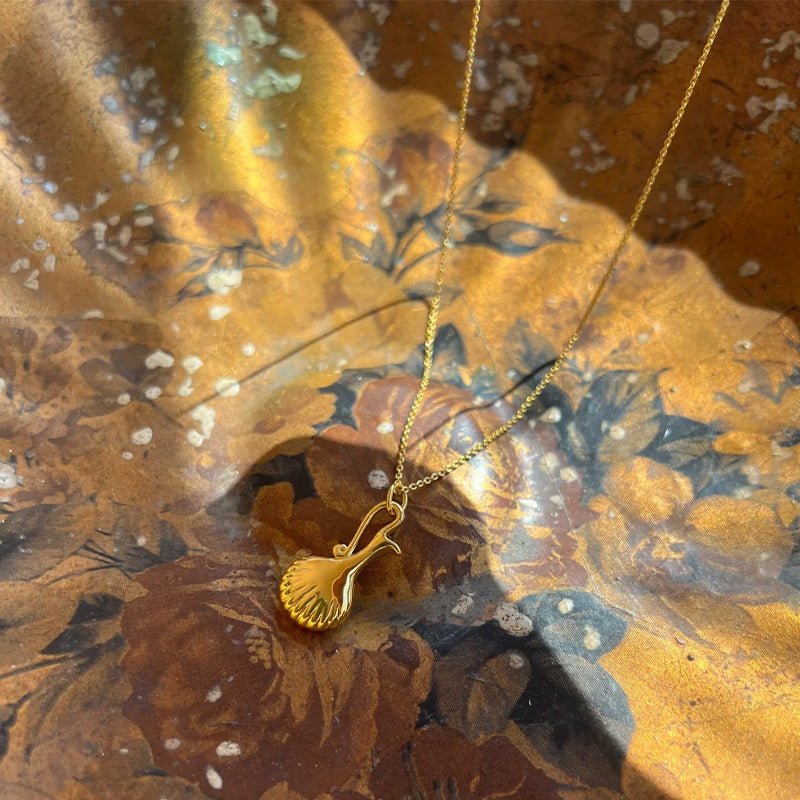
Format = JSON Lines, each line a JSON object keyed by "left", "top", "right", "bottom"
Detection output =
{"left": 121, "top": 480, "right": 612, "bottom": 799}
{"left": 76, "top": 342, "right": 175, "bottom": 419}
{"left": 74, "top": 193, "right": 302, "bottom": 310}
{"left": 355, "top": 131, "right": 452, "bottom": 234}
{"left": 584, "top": 457, "right": 794, "bottom": 608}
{"left": 122, "top": 538, "right": 433, "bottom": 799}
{"left": 339, "top": 130, "right": 560, "bottom": 277}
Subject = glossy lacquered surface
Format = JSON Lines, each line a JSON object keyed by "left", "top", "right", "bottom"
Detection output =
{"left": 0, "top": 2, "right": 798, "bottom": 799}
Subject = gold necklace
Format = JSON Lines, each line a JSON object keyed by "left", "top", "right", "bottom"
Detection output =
{"left": 280, "top": 0, "right": 731, "bottom": 631}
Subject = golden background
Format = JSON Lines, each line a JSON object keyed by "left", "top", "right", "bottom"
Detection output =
{"left": 0, "top": 1, "right": 798, "bottom": 798}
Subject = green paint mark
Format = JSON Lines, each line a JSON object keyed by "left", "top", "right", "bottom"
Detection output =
{"left": 245, "top": 68, "right": 301, "bottom": 99}
{"left": 278, "top": 45, "right": 306, "bottom": 61}
{"left": 205, "top": 42, "right": 243, "bottom": 67}
{"left": 242, "top": 13, "right": 278, "bottom": 48}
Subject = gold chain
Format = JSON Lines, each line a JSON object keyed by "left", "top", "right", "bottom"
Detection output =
{"left": 392, "top": 0, "right": 730, "bottom": 497}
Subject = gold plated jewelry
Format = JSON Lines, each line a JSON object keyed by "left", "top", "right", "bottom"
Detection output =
{"left": 280, "top": 488, "right": 407, "bottom": 630}
{"left": 281, "top": 0, "right": 730, "bottom": 631}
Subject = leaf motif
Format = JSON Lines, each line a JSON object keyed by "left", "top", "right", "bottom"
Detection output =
{"left": 29, "top": 634, "right": 126, "bottom": 753}
{"left": 111, "top": 344, "right": 170, "bottom": 386}
{"left": 465, "top": 219, "right": 562, "bottom": 255}
{"left": 67, "top": 594, "right": 125, "bottom": 625}
{"left": 73, "top": 227, "right": 165, "bottom": 303}
{"left": 265, "top": 233, "right": 303, "bottom": 267}
{"left": 693, "top": 452, "right": 750, "bottom": 498}
{"left": 0, "top": 500, "right": 95, "bottom": 581}
{"left": 644, "top": 415, "right": 750, "bottom": 497}
{"left": 456, "top": 148, "right": 513, "bottom": 211}
{"left": 432, "top": 636, "right": 531, "bottom": 741}
{"left": 317, "top": 367, "right": 385, "bottom": 428}
{"left": 0, "top": 695, "right": 29, "bottom": 761}
{"left": 76, "top": 345, "right": 173, "bottom": 418}
{"left": 40, "top": 325, "right": 73, "bottom": 357}
{"left": 75, "top": 193, "right": 300, "bottom": 310}
{"left": 339, "top": 232, "right": 389, "bottom": 272}
{"left": 194, "top": 195, "right": 259, "bottom": 247}
{"left": 3, "top": 326, "right": 37, "bottom": 355}
{"left": 78, "top": 358, "right": 128, "bottom": 395}
{"left": 157, "top": 521, "right": 190, "bottom": 562}
{"left": 0, "top": 590, "right": 125, "bottom": 765}
{"left": 178, "top": 253, "right": 216, "bottom": 275}
{"left": 518, "top": 589, "right": 627, "bottom": 662}
{"left": 474, "top": 196, "right": 523, "bottom": 214}
{"left": 415, "top": 590, "right": 632, "bottom": 789}
{"left": 572, "top": 370, "right": 664, "bottom": 465}
{"left": 173, "top": 272, "right": 212, "bottom": 304}
{"left": 777, "top": 427, "right": 800, "bottom": 448}
{"left": 340, "top": 233, "right": 372, "bottom": 263}
{"left": 403, "top": 323, "right": 466, "bottom": 386}
{"left": 781, "top": 365, "right": 800, "bottom": 396}
{"left": 645, "top": 415, "right": 719, "bottom": 469}
{"left": 69, "top": 517, "right": 188, "bottom": 581}
{"left": 41, "top": 620, "right": 98, "bottom": 655}
{"left": 370, "top": 230, "right": 390, "bottom": 271}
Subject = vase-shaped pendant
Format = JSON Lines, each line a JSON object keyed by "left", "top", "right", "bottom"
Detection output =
{"left": 280, "top": 495, "right": 405, "bottom": 631}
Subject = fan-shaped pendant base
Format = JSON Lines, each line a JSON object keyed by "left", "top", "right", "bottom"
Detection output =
{"left": 280, "top": 498, "right": 405, "bottom": 631}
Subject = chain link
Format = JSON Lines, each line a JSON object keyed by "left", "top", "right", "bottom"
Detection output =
{"left": 393, "top": 0, "right": 730, "bottom": 497}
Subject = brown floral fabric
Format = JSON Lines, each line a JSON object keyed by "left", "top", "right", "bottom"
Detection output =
{"left": 0, "top": 2, "right": 798, "bottom": 799}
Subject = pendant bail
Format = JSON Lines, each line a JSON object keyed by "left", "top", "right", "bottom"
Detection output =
{"left": 386, "top": 481, "right": 408, "bottom": 514}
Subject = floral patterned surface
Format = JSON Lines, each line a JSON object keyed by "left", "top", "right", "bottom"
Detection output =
{"left": 0, "top": 1, "right": 799, "bottom": 799}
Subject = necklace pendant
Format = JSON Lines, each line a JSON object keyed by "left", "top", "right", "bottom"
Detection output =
{"left": 280, "top": 492, "right": 406, "bottom": 631}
